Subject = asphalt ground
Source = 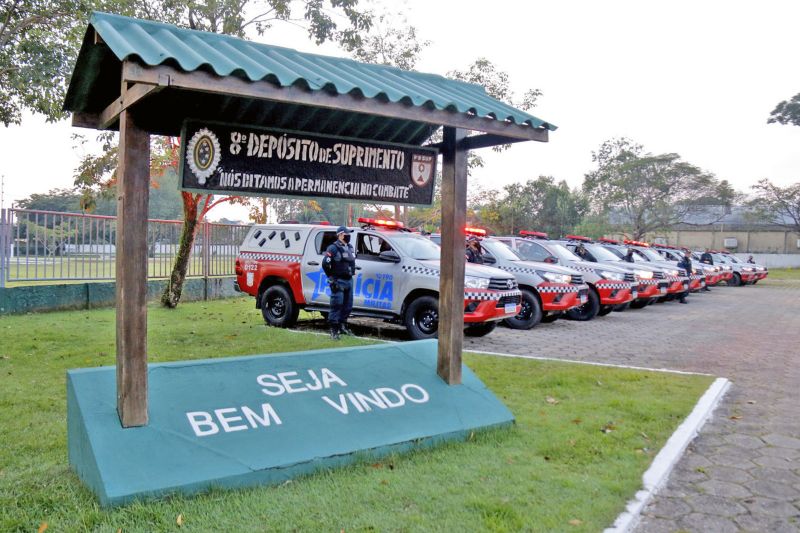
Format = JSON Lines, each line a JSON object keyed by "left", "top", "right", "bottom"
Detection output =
{"left": 295, "top": 278, "right": 800, "bottom": 531}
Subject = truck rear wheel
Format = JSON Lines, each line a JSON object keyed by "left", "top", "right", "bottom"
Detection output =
{"left": 503, "top": 289, "right": 542, "bottom": 330}
{"left": 566, "top": 288, "right": 599, "bottom": 321}
{"left": 404, "top": 295, "right": 439, "bottom": 340}
{"left": 464, "top": 321, "right": 498, "bottom": 337}
{"left": 260, "top": 285, "right": 299, "bottom": 327}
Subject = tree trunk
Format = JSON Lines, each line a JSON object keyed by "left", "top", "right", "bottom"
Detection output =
{"left": 161, "top": 200, "right": 199, "bottom": 308}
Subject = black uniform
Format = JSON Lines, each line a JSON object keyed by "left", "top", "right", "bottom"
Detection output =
{"left": 676, "top": 255, "right": 692, "bottom": 303}
{"left": 466, "top": 245, "right": 485, "bottom": 264}
{"left": 624, "top": 249, "right": 635, "bottom": 263}
{"left": 323, "top": 239, "right": 356, "bottom": 336}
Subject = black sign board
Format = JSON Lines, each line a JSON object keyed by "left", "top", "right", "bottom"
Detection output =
{"left": 179, "top": 121, "right": 437, "bottom": 205}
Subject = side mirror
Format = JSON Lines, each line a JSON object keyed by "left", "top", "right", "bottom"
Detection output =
{"left": 378, "top": 250, "right": 401, "bottom": 263}
{"left": 483, "top": 255, "right": 497, "bottom": 265}
{"left": 544, "top": 256, "right": 558, "bottom": 264}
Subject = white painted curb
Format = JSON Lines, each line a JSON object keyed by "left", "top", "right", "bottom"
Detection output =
{"left": 604, "top": 377, "right": 731, "bottom": 533}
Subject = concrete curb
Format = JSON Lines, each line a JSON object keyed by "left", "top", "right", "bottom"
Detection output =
{"left": 605, "top": 377, "right": 731, "bottom": 533}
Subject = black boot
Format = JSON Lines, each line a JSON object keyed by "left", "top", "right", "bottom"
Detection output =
{"left": 330, "top": 326, "right": 340, "bottom": 340}
{"left": 339, "top": 323, "right": 354, "bottom": 336}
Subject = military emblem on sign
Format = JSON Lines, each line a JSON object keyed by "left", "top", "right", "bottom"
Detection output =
{"left": 186, "top": 128, "right": 221, "bottom": 185}
{"left": 410, "top": 154, "right": 434, "bottom": 187}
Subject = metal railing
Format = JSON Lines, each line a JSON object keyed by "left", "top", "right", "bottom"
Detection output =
{"left": 0, "top": 208, "right": 250, "bottom": 287}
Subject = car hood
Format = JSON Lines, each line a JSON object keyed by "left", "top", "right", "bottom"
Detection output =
{"left": 505, "top": 260, "right": 581, "bottom": 275}
{"left": 418, "top": 260, "right": 515, "bottom": 279}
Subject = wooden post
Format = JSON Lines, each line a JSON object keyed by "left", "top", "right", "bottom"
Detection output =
{"left": 437, "top": 127, "right": 467, "bottom": 385}
{"left": 116, "top": 108, "right": 150, "bottom": 427}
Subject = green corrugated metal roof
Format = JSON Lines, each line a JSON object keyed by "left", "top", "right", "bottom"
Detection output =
{"left": 64, "top": 12, "right": 556, "bottom": 142}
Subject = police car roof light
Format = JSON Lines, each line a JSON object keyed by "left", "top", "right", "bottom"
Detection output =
{"left": 357, "top": 217, "right": 404, "bottom": 229}
{"left": 464, "top": 226, "right": 487, "bottom": 237}
{"left": 623, "top": 239, "right": 650, "bottom": 247}
{"left": 309, "top": 220, "right": 331, "bottom": 225}
{"left": 565, "top": 234, "right": 592, "bottom": 242}
{"left": 598, "top": 237, "right": 619, "bottom": 244}
{"left": 520, "top": 230, "right": 548, "bottom": 239}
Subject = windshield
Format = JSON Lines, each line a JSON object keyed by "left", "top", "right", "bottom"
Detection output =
{"left": 727, "top": 255, "right": 741, "bottom": 264}
{"left": 639, "top": 248, "right": 665, "bottom": 262}
{"left": 482, "top": 240, "right": 522, "bottom": 261}
{"left": 547, "top": 243, "right": 582, "bottom": 262}
{"left": 603, "top": 246, "right": 625, "bottom": 259}
{"left": 585, "top": 243, "right": 622, "bottom": 262}
{"left": 390, "top": 233, "right": 441, "bottom": 260}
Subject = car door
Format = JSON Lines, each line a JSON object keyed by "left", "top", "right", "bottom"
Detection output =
{"left": 302, "top": 228, "right": 338, "bottom": 305}
{"left": 353, "top": 231, "right": 402, "bottom": 312}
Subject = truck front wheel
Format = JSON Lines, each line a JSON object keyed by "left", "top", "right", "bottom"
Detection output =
{"left": 566, "top": 287, "right": 599, "bottom": 321}
{"left": 729, "top": 272, "right": 742, "bottom": 287}
{"left": 260, "top": 285, "right": 299, "bottom": 327}
{"left": 404, "top": 295, "right": 439, "bottom": 340}
{"left": 503, "top": 289, "right": 542, "bottom": 330}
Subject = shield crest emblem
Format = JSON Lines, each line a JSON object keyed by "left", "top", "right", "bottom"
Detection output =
{"left": 411, "top": 154, "right": 434, "bottom": 188}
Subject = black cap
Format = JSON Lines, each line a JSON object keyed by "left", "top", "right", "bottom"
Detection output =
{"left": 336, "top": 226, "right": 352, "bottom": 234}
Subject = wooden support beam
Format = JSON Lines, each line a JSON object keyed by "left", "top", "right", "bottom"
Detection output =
{"left": 122, "top": 61, "right": 550, "bottom": 142}
{"left": 437, "top": 127, "right": 467, "bottom": 385}
{"left": 71, "top": 111, "right": 101, "bottom": 129}
{"left": 116, "top": 108, "right": 150, "bottom": 427}
{"left": 99, "top": 82, "right": 164, "bottom": 130}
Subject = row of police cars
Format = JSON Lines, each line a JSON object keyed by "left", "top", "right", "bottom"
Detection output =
{"left": 234, "top": 219, "right": 768, "bottom": 340}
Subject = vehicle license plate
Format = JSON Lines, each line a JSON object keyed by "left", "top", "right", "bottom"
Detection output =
{"left": 631, "top": 290, "right": 637, "bottom": 298}
{"left": 505, "top": 303, "right": 517, "bottom": 314}
{"left": 580, "top": 294, "right": 588, "bottom": 304}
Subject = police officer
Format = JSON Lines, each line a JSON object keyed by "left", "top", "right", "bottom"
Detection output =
{"left": 323, "top": 226, "right": 356, "bottom": 340}
{"left": 676, "top": 250, "right": 692, "bottom": 304}
{"left": 623, "top": 247, "right": 636, "bottom": 263}
{"left": 465, "top": 236, "right": 485, "bottom": 264}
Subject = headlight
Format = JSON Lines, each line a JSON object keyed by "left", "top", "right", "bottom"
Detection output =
{"left": 464, "top": 275, "right": 490, "bottom": 289}
{"left": 665, "top": 269, "right": 679, "bottom": 277}
{"left": 634, "top": 269, "right": 653, "bottom": 279}
{"left": 537, "top": 270, "right": 572, "bottom": 284}
{"left": 597, "top": 269, "right": 625, "bottom": 281}
{"left": 742, "top": 267, "right": 753, "bottom": 272}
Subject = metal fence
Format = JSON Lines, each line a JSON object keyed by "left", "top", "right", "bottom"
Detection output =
{"left": 0, "top": 208, "right": 250, "bottom": 287}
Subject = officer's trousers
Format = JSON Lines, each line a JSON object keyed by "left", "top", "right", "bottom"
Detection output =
{"left": 328, "top": 278, "right": 353, "bottom": 326}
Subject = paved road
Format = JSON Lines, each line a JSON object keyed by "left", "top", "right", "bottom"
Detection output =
{"left": 465, "top": 280, "right": 800, "bottom": 532}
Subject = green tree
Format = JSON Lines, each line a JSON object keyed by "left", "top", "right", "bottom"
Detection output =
{"left": 16, "top": 188, "right": 83, "bottom": 212}
{"left": 0, "top": 0, "right": 93, "bottom": 125}
{"left": 768, "top": 93, "right": 800, "bottom": 127}
{"left": 583, "top": 138, "right": 736, "bottom": 240}
{"left": 748, "top": 178, "right": 800, "bottom": 234}
{"left": 477, "top": 177, "right": 585, "bottom": 237}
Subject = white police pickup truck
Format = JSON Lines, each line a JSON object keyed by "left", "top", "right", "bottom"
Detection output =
{"left": 235, "top": 218, "right": 522, "bottom": 340}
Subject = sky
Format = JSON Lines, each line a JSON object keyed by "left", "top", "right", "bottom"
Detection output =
{"left": 2, "top": 0, "right": 800, "bottom": 221}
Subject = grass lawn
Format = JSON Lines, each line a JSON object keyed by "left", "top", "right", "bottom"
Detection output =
{"left": 0, "top": 298, "right": 714, "bottom": 532}
{"left": 765, "top": 267, "right": 800, "bottom": 280}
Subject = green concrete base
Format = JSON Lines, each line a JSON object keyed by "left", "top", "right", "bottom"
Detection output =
{"left": 0, "top": 276, "right": 238, "bottom": 315}
{"left": 67, "top": 340, "right": 514, "bottom": 507}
